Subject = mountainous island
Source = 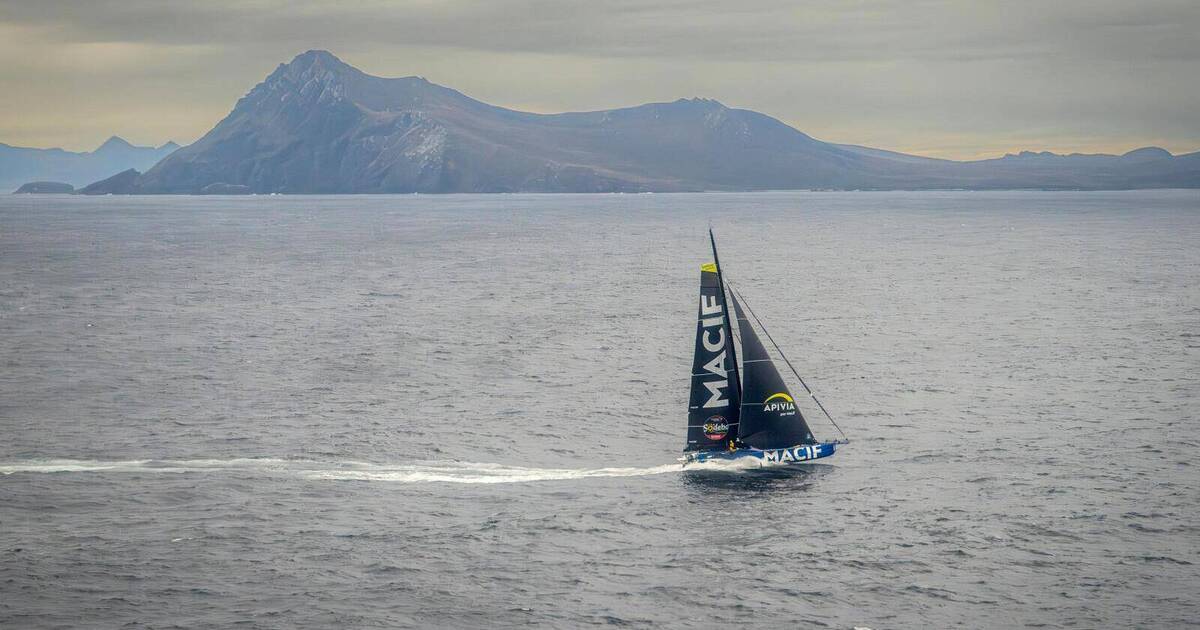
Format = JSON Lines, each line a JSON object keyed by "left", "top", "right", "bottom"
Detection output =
{"left": 2, "top": 137, "right": 179, "bottom": 193}
{"left": 18, "top": 50, "right": 1200, "bottom": 194}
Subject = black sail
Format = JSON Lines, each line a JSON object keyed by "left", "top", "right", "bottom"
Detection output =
{"left": 685, "top": 264, "right": 741, "bottom": 451}
{"left": 730, "top": 292, "right": 817, "bottom": 449}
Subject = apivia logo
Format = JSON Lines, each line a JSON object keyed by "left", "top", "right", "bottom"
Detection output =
{"left": 763, "top": 392, "right": 797, "bottom": 416}
{"left": 702, "top": 415, "right": 729, "bottom": 440}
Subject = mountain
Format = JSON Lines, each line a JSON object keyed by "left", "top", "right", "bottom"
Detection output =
{"left": 0, "top": 137, "right": 179, "bottom": 193}
{"left": 131, "top": 50, "right": 868, "bottom": 193}
{"left": 96, "top": 51, "right": 1200, "bottom": 193}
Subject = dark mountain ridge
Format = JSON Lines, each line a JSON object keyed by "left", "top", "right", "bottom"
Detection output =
{"left": 89, "top": 51, "right": 1200, "bottom": 193}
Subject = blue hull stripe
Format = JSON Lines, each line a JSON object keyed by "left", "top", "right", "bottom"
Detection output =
{"left": 684, "top": 442, "right": 837, "bottom": 466}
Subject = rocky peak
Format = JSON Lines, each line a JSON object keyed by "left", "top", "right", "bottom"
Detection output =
{"left": 277, "top": 50, "right": 355, "bottom": 81}
{"left": 241, "top": 50, "right": 357, "bottom": 112}
{"left": 94, "top": 136, "right": 135, "bottom": 154}
{"left": 669, "top": 97, "right": 727, "bottom": 110}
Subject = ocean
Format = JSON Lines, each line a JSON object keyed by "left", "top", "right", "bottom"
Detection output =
{"left": 1, "top": 191, "right": 1197, "bottom": 628}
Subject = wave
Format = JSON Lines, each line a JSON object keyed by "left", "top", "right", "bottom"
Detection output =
{"left": 0, "top": 458, "right": 682, "bottom": 485}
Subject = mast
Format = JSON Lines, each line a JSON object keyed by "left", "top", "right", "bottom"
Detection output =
{"left": 709, "top": 228, "right": 742, "bottom": 403}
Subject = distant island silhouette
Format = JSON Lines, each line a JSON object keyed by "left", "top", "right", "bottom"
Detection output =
{"left": 2, "top": 137, "right": 179, "bottom": 194}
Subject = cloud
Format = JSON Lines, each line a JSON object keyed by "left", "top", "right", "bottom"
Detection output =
{"left": 1, "top": 0, "right": 1197, "bottom": 157}
{"left": 7, "top": 0, "right": 1196, "bottom": 62}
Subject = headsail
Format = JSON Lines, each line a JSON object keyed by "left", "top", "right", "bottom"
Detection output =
{"left": 685, "top": 263, "right": 741, "bottom": 451}
{"left": 730, "top": 292, "right": 818, "bottom": 449}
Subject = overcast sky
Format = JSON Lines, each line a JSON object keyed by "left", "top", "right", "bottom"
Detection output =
{"left": 1, "top": 0, "right": 1197, "bottom": 159}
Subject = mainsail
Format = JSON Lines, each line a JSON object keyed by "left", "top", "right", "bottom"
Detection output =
{"left": 730, "top": 292, "right": 818, "bottom": 449}
{"left": 685, "top": 263, "right": 741, "bottom": 451}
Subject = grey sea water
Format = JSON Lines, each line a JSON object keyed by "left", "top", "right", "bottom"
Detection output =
{"left": 1, "top": 191, "right": 1197, "bottom": 628}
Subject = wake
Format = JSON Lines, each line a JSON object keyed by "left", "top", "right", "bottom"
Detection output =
{"left": 0, "top": 458, "right": 683, "bottom": 484}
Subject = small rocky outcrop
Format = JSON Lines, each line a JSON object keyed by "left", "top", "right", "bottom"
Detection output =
{"left": 13, "top": 181, "right": 74, "bottom": 194}
{"left": 199, "top": 183, "right": 252, "bottom": 195}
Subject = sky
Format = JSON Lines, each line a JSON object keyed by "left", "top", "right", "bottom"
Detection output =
{"left": 1, "top": 0, "right": 1197, "bottom": 160}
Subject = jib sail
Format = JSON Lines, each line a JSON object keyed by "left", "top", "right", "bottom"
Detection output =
{"left": 730, "top": 291, "right": 818, "bottom": 449}
{"left": 685, "top": 263, "right": 741, "bottom": 451}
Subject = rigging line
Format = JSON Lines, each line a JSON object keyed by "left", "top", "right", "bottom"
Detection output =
{"left": 728, "top": 283, "right": 850, "bottom": 444}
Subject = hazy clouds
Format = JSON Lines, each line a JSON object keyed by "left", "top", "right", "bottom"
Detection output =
{"left": 2, "top": 0, "right": 1197, "bottom": 158}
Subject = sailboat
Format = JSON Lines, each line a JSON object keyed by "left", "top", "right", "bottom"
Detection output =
{"left": 681, "top": 229, "right": 848, "bottom": 467}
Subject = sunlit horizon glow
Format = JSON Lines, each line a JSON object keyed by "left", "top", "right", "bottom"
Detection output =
{"left": 1, "top": 0, "right": 1197, "bottom": 160}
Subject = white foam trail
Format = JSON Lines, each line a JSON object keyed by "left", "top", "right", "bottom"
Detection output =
{"left": 0, "top": 458, "right": 295, "bottom": 475}
{"left": 0, "top": 458, "right": 683, "bottom": 484}
{"left": 679, "top": 457, "right": 773, "bottom": 473}
{"left": 304, "top": 462, "right": 682, "bottom": 484}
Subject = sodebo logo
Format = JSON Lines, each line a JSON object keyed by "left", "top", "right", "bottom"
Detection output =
{"left": 702, "top": 415, "right": 729, "bottom": 440}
